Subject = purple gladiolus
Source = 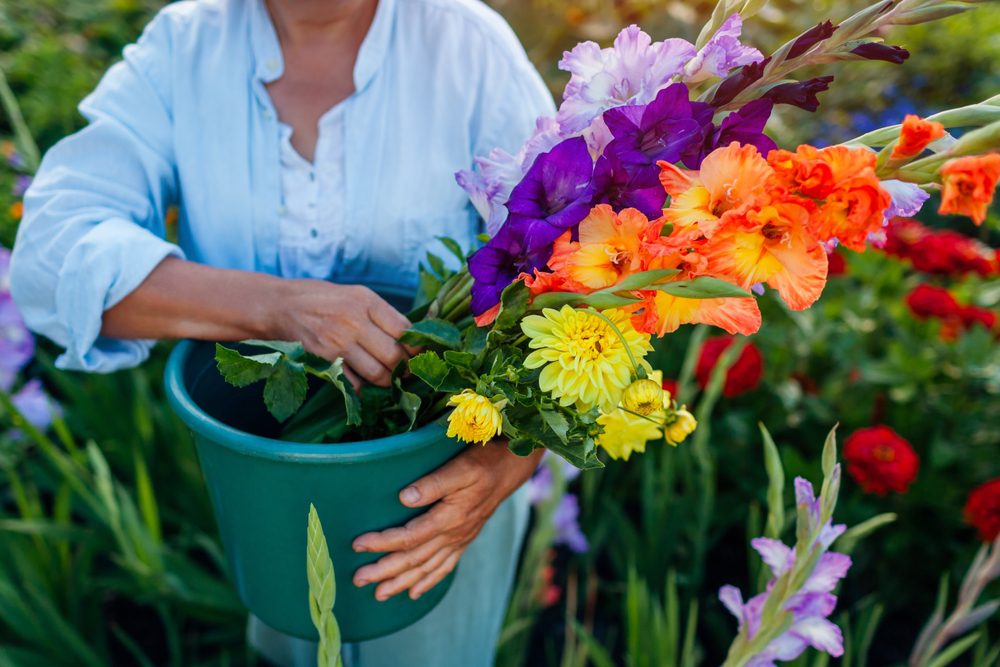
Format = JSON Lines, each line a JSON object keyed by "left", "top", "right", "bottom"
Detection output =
{"left": 683, "top": 99, "right": 777, "bottom": 168}
{"left": 588, "top": 152, "right": 667, "bottom": 220}
{"left": 505, "top": 136, "right": 594, "bottom": 230}
{"left": 557, "top": 25, "right": 696, "bottom": 133}
{"left": 553, "top": 494, "right": 589, "bottom": 553}
{"left": 11, "top": 379, "right": 57, "bottom": 431}
{"left": 719, "top": 476, "right": 851, "bottom": 665}
{"left": 1, "top": 247, "right": 35, "bottom": 391}
{"left": 602, "top": 83, "right": 714, "bottom": 171}
{"left": 469, "top": 216, "right": 563, "bottom": 315}
{"left": 682, "top": 14, "right": 764, "bottom": 83}
{"left": 527, "top": 453, "right": 583, "bottom": 505}
{"left": 12, "top": 175, "right": 32, "bottom": 198}
{"left": 762, "top": 76, "right": 834, "bottom": 112}
{"left": 787, "top": 21, "right": 838, "bottom": 60}
{"left": 851, "top": 43, "right": 910, "bottom": 64}
{"left": 882, "top": 179, "right": 930, "bottom": 221}
{"left": 711, "top": 58, "right": 771, "bottom": 107}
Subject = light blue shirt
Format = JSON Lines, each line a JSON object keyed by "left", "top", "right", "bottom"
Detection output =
{"left": 10, "top": 0, "right": 554, "bottom": 373}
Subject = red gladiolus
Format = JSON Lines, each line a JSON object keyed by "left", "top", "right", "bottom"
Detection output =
{"left": 884, "top": 218, "right": 997, "bottom": 277}
{"left": 960, "top": 306, "right": 998, "bottom": 332}
{"left": 695, "top": 336, "right": 763, "bottom": 397}
{"left": 965, "top": 479, "right": 1000, "bottom": 543}
{"left": 906, "top": 284, "right": 960, "bottom": 320}
{"left": 843, "top": 426, "right": 919, "bottom": 495}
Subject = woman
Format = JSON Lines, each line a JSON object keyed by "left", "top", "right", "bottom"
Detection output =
{"left": 9, "top": 0, "right": 554, "bottom": 665}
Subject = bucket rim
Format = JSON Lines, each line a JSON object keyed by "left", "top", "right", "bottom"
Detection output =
{"left": 164, "top": 339, "right": 449, "bottom": 463}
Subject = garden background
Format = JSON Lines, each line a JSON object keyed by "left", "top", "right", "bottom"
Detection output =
{"left": 1, "top": 0, "right": 999, "bottom": 665}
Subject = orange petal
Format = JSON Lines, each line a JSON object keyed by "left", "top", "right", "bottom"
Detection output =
{"left": 640, "top": 290, "right": 762, "bottom": 337}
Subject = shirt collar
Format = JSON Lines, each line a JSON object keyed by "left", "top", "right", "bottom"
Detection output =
{"left": 251, "top": 0, "right": 397, "bottom": 91}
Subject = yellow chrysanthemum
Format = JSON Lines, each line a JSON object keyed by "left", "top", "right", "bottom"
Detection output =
{"left": 664, "top": 408, "right": 697, "bottom": 447}
{"left": 597, "top": 407, "right": 664, "bottom": 461}
{"left": 446, "top": 390, "right": 503, "bottom": 444}
{"left": 521, "top": 306, "right": 653, "bottom": 413}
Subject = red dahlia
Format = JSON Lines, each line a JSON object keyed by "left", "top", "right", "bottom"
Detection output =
{"left": 695, "top": 336, "right": 763, "bottom": 397}
{"left": 843, "top": 425, "right": 919, "bottom": 495}
{"left": 906, "top": 284, "right": 960, "bottom": 320}
{"left": 964, "top": 479, "right": 1000, "bottom": 543}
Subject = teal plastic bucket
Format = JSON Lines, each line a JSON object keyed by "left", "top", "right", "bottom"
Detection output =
{"left": 164, "top": 339, "right": 459, "bottom": 641}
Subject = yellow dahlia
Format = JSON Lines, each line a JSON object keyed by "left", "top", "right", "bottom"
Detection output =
{"left": 597, "top": 408, "right": 664, "bottom": 461}
{"left": 664, "top": 408, "right": 697, "bottom": 447}
{"left": 446, "top": 390, "right": 503, "bottom": 444}
{"left": 621, "top": 378, "right": 666, "bottom": 416}
{"left": 521, "top": 306, "right": 652, "bottom": 413}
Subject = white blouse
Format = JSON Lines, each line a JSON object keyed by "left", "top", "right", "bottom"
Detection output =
{"left": 276, "top": 104, "right": 348, "bottom": 280}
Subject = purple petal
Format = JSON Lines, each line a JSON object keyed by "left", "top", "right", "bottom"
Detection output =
{"left": 719, "top": 585, "right": 745, "bottom": 619}
{"left": 803, "top": 552, "right": 852, "bottom": 594}
{"left": 12, "top": 379, "right": 57, "bottom": 431}
{"left": 787, "top": 21, "right": 838, "bottom": 60}
{"left": 851, "top": 43, "right": 910, "bottom": 64}
{"left": 710, "top": 57, "right": 771, "bottom": 106}
{"left": 785, "top": 591, "right": 838, "bottom": 617}
{"left": 506, "top": 137, "right": 594, "bottom": 229}
{"left": 684, "top": 14, "right": 763, "bottom": 83}
{"left": 752, "top": 537, "right": 794, "bottom": 577}
{"left": 553, "top": 494, "right": 589, "bottom": 553}
{"left": 789, "top": 617, "right": 845, "bottom": 656}
{"left": 0, "top": 294, "right": 35, "bottom": 392}
{"left": 882, "top": 179, "right": 930, "bottom": 220}
{"left": 762, "top": 77, "right": 833, "bottom": 112}
{"left": 527, "top": 465, "right": 554, "bottom": 505}
{"left": 12, "top": 175, "right": 32, "bottom": 198}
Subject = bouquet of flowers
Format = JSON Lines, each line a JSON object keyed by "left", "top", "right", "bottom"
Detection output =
{"left": 217, "top": 0, "right": 1000, "bottom": 471}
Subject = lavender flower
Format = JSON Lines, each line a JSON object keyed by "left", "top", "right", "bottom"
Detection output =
{"left": 721, "top": 473, "right": 851, "bottom": 666}
{"left": 1, "top": 248, "right": 35, "bottom": 392}
{"left": 456, "top": 117, "right": 564, "bottom": 236}
{"left": 682, "top": 15, "right": 764, "bottom": 84}
{"left": 553, "top": 494, "right": 589, "bottom": 553}
{"left": 557, "top": 25, "right": 696, "bottom": 133}
{"left": 12, "top": 175, "right": 32, "bottom": 198}
{"left": 527, "top": 452, "right": 582, "bottom": 505}
{"left": 882, "top": 179, "right": 930, "bottom": 220}
{"left": 11, "top": 379, "right": 57, "bottom": 431}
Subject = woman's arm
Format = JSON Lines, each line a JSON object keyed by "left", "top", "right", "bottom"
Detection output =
{"left": 103, "top": 256, "right": 412, "bottom": 386}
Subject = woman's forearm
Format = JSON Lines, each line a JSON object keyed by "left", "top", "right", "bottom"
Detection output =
{"left": 101, "top": 257, "right": 285, "bottom": 342}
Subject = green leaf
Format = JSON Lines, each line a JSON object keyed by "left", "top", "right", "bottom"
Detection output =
{"left": 583, "top": 292, "right": 643, "bottom": 309}
{"left": 263, "top": 362, "right": 309, "bottom": 422}
{"left": 443, "top": 350, "right": 476, "bottom": 369}
{"left": 400, "top": 319, "right": 463, "bottom": 349}
{"left": 596, "top": 268, "right": 680, "bottom": 294}
{"left": 463, "top": 325, "right": 488, "bottom": 356}
{"left": 242, "top": 340, "right": 307, "bottom": 359}
{"left": 655, "top": 277, "right": 752, "bottom": 299}
{"left": 308, "top": 358, "right": 362, "bottom": 427}
{"left": 540, "top": 409, "right": 570, "bottom": 445}
{"left": 494, "top": 281, "right": 531, "bottom": 330}
{"left": 759, "top": 424, "right": 785, "bottom": 541}
{"left": 926, "top": 632, "right": 982, "bottom": 667}
{"left": 530, "top": 290, "right": 641, "bottom": 312}
{"left": 437, "top": 236, "right": 466, "bottom": 263}
{"left": 394, "top": 378, "right": 421, "bottom": 431}
{"left": 215, "top": 344, "right": 280, "bottom": 387}
{"left": 307, "top": 505, "right": 343, "bottom": 667}
{"left": 409, "top": 352, "right": 465, "bottom": 392}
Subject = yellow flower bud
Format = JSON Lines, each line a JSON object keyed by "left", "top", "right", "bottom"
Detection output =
{"left": 621, "top": 378, "right": 666, "bottom": 416}
{"left": 446, "top": 390, "right": 503, "bottom": 445}
{"left": 664, "top": 407, "right": 697, "bottom": 447}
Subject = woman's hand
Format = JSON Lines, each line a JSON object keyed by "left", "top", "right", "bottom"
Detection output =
{"left": 272, "top": 281, "right": 413, "bottom": 387}
{"left": 351, "top": 443, "right": 544, "bottom": 601}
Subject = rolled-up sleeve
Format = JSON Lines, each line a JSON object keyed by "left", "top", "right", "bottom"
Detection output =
{"left": 9, "top": 10, "right": 183, "bottom": 372}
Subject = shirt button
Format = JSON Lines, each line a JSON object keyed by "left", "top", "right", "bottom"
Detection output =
{"left": 262, "top": 109, "right": 273, "bottom": 121}
{"left": 310, "top": 228, "right": 319, "bottom": 239}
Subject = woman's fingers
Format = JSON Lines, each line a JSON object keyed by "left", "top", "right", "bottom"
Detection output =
{"left": 353, "top": 501, "right": 459, "bottom": 553}
{"left": 409, "top": 550, "right": 462, "bottom": 600}
{"left": 345, "top": 344, "right": 392, "bottom": 387}
{"left": 357, "top": 325, "right": 408, "bottom": 376}
{"left": 368, "top": 296, "right": 412, "bottom": 340}
{"left": 353, "top": 535, "right": 446, "bottom": 588}
{"left": 372, "top": 547, "right": 452, "bottom": 601}
{"left": 398, "top": 455, "right": 479, "bottom": 508}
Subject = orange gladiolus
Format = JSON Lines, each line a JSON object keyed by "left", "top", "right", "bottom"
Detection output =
{"left": 891, "top": 114, "right": 946, "bottom": 160}
{"left": 548, "top": 205, "right": 655, "bottom": 289}
{"left": 658, "top": 142, "right": 774, "bottom": 237}
{"left": 632, "top": 289, "right": 762, "bottom": 337}
{"left": 938, "top": 154, "right": 1000, "bottom": 226}
{"left": 767, "top": 145, "right": 890, "bottom": 251}
{"left": 702, "top": 202, "right": 829, "bottom": 310}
